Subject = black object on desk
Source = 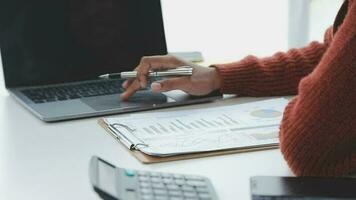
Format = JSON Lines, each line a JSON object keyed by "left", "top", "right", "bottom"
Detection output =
{"left": 250, "top": 176, "right": 356, "bottom": 200}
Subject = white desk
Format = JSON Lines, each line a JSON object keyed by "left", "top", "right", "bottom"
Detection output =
{"left": 0, "top": 93, "right": 293, "bottom": 200}
{"left": 0, "top": 1, "right": 338, "bottom": 199}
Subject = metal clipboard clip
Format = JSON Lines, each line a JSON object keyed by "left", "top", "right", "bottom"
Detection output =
{"left": 107, "top": 123, "right": 148, "bottom": 151}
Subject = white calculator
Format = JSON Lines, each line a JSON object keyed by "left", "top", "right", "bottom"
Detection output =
{"left": 90, "top": 156, "right": 218, "bottom": 200}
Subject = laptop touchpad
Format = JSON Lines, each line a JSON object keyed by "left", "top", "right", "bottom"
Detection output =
{"left": 81, "top": 91, "right": 168, "bottom": 111}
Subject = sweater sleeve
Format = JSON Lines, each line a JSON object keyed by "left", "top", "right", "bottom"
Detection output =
{"left": 214, "top": 29, "right": 332, "bottom": 96}
{"left": 279, "top": 2, "right": 356, "bottom": 177}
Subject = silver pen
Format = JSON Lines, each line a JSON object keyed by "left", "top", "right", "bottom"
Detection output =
{"left": 99, "top": 66, "right": 193, "bottom": 79}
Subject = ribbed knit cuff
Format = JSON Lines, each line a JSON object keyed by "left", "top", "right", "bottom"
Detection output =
{"left": 212, "top": 56, "right": 260, "bottom": 95}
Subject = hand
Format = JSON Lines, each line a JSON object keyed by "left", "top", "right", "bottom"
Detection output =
{"left": 120, "top": 55, "right": 221, "bottom": 101}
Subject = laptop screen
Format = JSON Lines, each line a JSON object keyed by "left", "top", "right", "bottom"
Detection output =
{"left": 0, "top": 0, "right": 167, "bottom": 87}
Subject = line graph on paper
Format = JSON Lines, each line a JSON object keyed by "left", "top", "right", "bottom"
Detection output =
{"left": 140, "top": 126, "right": 280, "bottom": 156}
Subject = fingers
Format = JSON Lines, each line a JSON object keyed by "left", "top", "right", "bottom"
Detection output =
{"left": 120, "top": 79, "right": 141, "bottom": 101}
{"left": 121, "top": 77, "right": 190, "bottom": 101}
{"left": 136, "top": 55, "right": 187, "bottom": 88}
{"left": 122, "top": 79, "right": 134, "bottom": 89}
{"left": 121, "top": 55, "right": 190, "bottom": 100}
{"left": 151, "top": 77, "right": 191, "bottom": 93}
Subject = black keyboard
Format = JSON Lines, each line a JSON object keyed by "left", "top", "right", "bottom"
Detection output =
{"left": 21, "top": 80, "right": 124, "bottom": 104}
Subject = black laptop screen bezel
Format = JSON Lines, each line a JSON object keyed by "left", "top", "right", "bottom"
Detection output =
{"left": 0, "top": 0, "right": 167, "bottom": 88}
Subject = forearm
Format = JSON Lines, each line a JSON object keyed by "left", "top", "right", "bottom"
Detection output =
{"left": 214, "top": 40, "right": 328, "bottom": 96}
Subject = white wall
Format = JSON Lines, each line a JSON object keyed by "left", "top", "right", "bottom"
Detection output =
{"left": 162, "top": 0, "right": 344, "bottom": 59}
{"left": 288, "top": 0, "right": 310, "bottom": 48}
{"left": 288, "top": 0, "right": 344, "bottom": 48}
{"left": 309, "top": 0, "right": 344, "bottom": 42}
{"left": 161, "top": 0, "right": 288, "bottom": 63}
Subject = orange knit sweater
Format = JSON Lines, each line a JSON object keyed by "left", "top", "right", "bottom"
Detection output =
{"left": 215, "top": 0, "right": 356, "bottom": 176}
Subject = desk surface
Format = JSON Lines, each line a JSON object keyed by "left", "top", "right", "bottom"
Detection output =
{"left": 0, "top": 93, "right": 293, "bottom": 200}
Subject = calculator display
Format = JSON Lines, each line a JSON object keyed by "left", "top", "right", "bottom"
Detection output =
{"left": 98, "top": 160, "right": 117, "bottom": 197}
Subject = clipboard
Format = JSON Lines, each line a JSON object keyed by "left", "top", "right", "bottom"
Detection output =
{"left": 98, "top": 119, "right": 279, "bottom": 164}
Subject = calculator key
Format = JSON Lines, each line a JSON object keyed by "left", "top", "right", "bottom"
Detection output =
{"left": 168, "top": 190, "right": 182, "bottom": 196}
{"left": 150, "top": 172, "right": 160, "bottom": 177}
{"left": 199, "top": 197, "right": 212, "bottom": 200}
{"left": 183, "top": 191, "right": 198, "bottom": 198}
{"left": 174, "top": 177, "right": 185, "bottom": 181}
{"left": 138, "top": 171, "right": 149, "bottom": 177}
{"left": 166, "top": 184, "right": 180, "bottom": 191}
{"left": 140, "top": 188, "right": 153, "bottom": 195}
{"left": 173, "top": 174, "right": 184, "bottom": 179}
{"left": 163, "top": 178, "right": 174, "bottom": 184}
{"left": 141, "top": 194, "right": 154, "bottom": 200}
{"left": 185, "top": 175, "right": 205, "bottom": 181}
{"left": 173, "top": 178, "right": 185, "bottom": 181}
{"left": 153, "top": 189, "right": 167, "bottom": 195}
{"left": 196, "top": 186, "right": 209, "bottom": 193}
{"left": 198, "top": 192, "right": 212, "bottom": 199}
{"left": 174, "top": 179, "right": 185, "bottom": 185}
{"left": 150, "top": 177, "right": 162, "bottom": 183}
{"left": 140, "top": 182, "right": 151, "bottom": 188}
{"left": 152, "top": 183, "right": 165, "bottom": 189}
{"left": 139, "top": 176, "right": 150, "bottom": 182}
{"left": 155, "top": 196, "right": 168, "bottom": 200}
{"left": 181, "top": 185, "right": 195, "bottom": 192}
{"left": 186, "top": 180, "right": 207, "bottom": 187}
{"left": 169, "top": 197, "right": 184, "bottom": 200}
{"left": 161, "top": 173, "right": 172, "bottom": 178}
{"left": 185, "top": 197, "right": 199, "bottom": 200}
{"left": 125, "top": 169, "right": 136, "bottom": 177}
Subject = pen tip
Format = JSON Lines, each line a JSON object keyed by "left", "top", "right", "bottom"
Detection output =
{"left": 99, "top": 74, "right": 109, "bottom": 79}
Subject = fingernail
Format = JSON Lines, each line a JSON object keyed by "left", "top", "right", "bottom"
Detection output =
{"left": 122, "top": 82, "right": 127, "bottom": 89}
{"left": 140, "top": 82, "right": 146, "bottom": 88}
{"left": 151, "top": 82, "right": 162, "bottom": 92}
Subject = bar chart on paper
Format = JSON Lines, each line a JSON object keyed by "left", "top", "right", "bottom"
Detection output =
{"left": 104, "top": 98, "right": 290, "bottom": 156}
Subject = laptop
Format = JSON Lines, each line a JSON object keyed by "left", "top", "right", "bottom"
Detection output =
{"left": 0, "top": 0, "right": 221, "bottom": 122}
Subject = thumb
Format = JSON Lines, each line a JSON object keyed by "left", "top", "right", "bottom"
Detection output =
{"left": 151, "top": 77, "right": 190, "bottom": 92}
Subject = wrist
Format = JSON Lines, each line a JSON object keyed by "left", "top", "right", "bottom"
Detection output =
{"left": 210, "top": 67, "right": 221, "bottom": 90}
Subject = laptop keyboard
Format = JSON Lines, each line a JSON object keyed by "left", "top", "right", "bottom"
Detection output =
{"left": 21, "top": 80, "right": 124, "bottom": 104}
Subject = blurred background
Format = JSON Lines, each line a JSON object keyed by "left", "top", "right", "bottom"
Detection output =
{"left": 0, "top": 0, "right": 344, "bottom": 95}
{"left": 162, "top": 0, "right": 344, "bottom": 62}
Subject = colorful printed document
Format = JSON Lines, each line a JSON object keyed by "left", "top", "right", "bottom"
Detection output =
{"left": 102, "top": 98, "right": 290, "bottom": 157}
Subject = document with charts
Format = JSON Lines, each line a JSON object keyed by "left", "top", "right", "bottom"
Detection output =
{"left": 102, "top": 98, "right": 289, "bottom": 157}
